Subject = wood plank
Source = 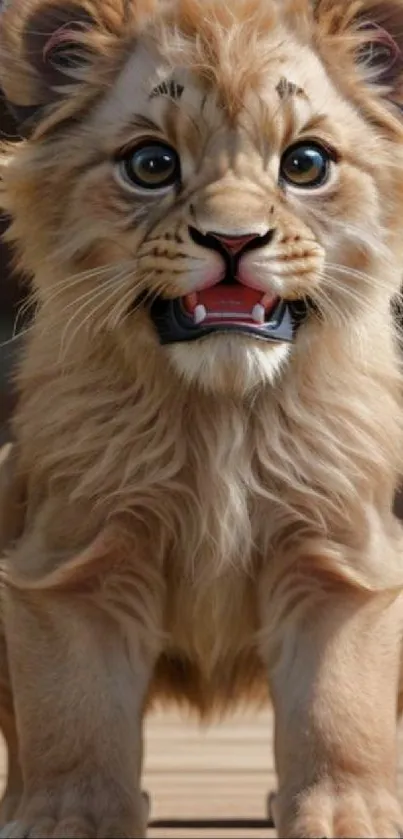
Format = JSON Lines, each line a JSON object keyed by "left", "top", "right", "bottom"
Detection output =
{"left": 149, "top": 831, "right": 272, "bottom": 838}
{"left": 144, "top": 771, "right": 273, "bottom": 819}
{"left": 143, "top": 710, "right": 276, "bottom": 836}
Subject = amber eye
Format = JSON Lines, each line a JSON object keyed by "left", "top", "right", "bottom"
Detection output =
{"left": 118, "top": 142, "right": 180, "bottom": 191}
{"left": 280, "top": 142, "right": 332, "bottom": 189}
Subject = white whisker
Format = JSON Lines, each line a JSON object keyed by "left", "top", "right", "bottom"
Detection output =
{"left": 311, "top": 287, "right": 352, "bottom": 329}
{"left": 58, "top": 282, "right": 126, "bottom": 361}
{"left": 326, "top": 262, "right": 392, "bottom": 291}
{"left": 42, "top": 261, "right": 134, "bottom": 309}
{"left": 0, "top": 323, "right": 34, "bottom": 351}
{"left": 106, "top": 284, "right": 140, "bottom": 331}
{"left": 320, "top": 274, "right": 378, "bottom": 309}
{"left": 53, "top": 270, "right": 132, "bottom": 318}
{"left": 105, "top": 270, "right": 158, "bottom": 330}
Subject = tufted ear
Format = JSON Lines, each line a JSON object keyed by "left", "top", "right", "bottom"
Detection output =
{"left": 0, "top": 0, "right": 132, "bottom": 134}
{"left": 315, "top": 0, "right": 403, "bottom": 107}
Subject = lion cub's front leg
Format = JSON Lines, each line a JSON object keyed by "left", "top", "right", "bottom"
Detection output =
{"left": 261, "top": 565, "right": 403, "bottom": 839}
{"left": 1, "top": 529, "right": 162, "bottom": 839}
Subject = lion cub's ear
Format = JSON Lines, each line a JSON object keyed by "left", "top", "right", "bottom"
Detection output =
{"left": 315, "top": 0, "right": 403, "bottom": 106}
{"left": 0, "top": 0, "right": 98, "bottom": 122}
{"left": 0, "top": 0, "right": 148, "bottom": 133}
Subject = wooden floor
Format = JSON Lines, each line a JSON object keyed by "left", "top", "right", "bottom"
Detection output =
{"left": 144, "top": 709, "right": 276, "bottom": 838}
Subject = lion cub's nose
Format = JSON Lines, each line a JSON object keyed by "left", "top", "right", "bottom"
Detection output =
{"left": 207, "top": 231, "right": 266, "bottom": 256}
{"left": 189, "top": 226, "right": 274, "bottom": 257}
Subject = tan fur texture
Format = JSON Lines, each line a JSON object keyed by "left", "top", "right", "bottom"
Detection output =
{"left": 1, "top": 0, "right": 403, "bottom": 835}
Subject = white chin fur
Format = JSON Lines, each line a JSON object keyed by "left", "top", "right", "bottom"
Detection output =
{"left": 167, "top": 334, "right": 291, "bottom": 393}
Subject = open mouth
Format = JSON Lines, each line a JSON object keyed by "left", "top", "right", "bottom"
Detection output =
{"left": 150, "top": 286, "right": 299, "bottom": 346}
{"left": 182, "top": 282, "right": 280, "bottom": 327}
{"left": 149, "top": 227, "right": 308, "bottom": 346}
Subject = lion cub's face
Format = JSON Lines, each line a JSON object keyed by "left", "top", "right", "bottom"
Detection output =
{"left": 2, "top": 0, "right": 403, "bottom": 392}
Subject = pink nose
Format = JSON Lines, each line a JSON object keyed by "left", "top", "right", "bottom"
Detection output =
{"left": 208, "top": 231, "right": 265, "bottom": 256}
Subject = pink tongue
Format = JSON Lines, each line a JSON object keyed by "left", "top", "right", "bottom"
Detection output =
{"left": 197, "top": 284, "right": 262, "bottom": 314}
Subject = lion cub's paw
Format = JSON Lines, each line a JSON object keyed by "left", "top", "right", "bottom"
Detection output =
{"left": 0, "top": 787, "right": 148, "bottom": 838}
{"left": 277, "top": 778, "right": 403, "bottom": 839}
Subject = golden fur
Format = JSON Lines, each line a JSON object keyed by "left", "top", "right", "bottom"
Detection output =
{"left": 1, "top": 0, "right": 403, "bottom": 835}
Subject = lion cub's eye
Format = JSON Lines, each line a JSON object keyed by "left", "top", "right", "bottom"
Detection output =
{"left": 117, "top": 142, "right": 181, "bottom": 192}
{"left": 280, "top": 142, "right": 332, "bottom": 189}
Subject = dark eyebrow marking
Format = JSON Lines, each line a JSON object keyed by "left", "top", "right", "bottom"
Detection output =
{"left": 150, "top": 79, "right": 185, "bottom": 101}
{"left": 276, "top": 76, "right": 306, "bottom": 100}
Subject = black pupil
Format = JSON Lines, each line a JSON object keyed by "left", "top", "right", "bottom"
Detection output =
{"left": 284, "top": 146, "right": 327, "bottom": 186}
{"left": 129, "top": 146, "right": 177, "bottom": 187}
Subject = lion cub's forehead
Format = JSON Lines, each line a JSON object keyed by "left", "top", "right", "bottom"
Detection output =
{"left": 92, "top": 24, "right": 340, "bottom": 154}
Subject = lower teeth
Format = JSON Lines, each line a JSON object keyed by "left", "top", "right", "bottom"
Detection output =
{"left": 191, "top": 303, "right": 269, "bottom": 326}
{"left": 251, "top": 304, "right": 266, "bottom": 324}
{"left": 193, "top": 304, "right": 207, "bottom": 325}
